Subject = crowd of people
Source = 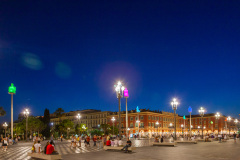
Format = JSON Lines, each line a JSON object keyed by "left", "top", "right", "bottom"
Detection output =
{"left": 0, "top": 135, "right": 21, "bottom": 151}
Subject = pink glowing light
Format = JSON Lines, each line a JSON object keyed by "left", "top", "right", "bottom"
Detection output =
{"left": 124, "top": 88, "right": 129, "bottom": 98}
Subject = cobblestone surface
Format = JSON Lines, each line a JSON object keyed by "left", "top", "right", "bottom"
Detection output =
{"left": 0, "top": 139, "right": 239, "bottom": 160}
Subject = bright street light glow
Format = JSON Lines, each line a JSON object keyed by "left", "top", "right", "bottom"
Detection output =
{"left": 156, "top": 121, "right": 159, "bottom": 125}
{"left": 111, "top": 117, "right": 116, "bottom": 121}
{"left": 215, "top": 112, "right": 220, "bottom": 119}
{"left": 234, "top": 119, "right": 238, "bottom": 123}
{"left": 227, "top": 116, "right": 231, "bottom": 122}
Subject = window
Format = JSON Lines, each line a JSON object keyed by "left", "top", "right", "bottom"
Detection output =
{"left": 140, "top": 122, "right": 144, "bottom": 127}
{"left": 152, "top": 122, "right": 154, "bottom": 127}
{"left": 135, "top": 117, "right": 138, "bottom": 120}
{"left": 157, "top": 117, "right": 159, "bottom": 121}
{"left": 160, "top": 117, "right": 162, "bottom": 121}
{"left": 204, "top": 121, "right": 206, "bottom": 124}
{"left": 159, "top": 123, "right": 162, "bottom": 127}
{"left": 130, "top": 117, "right": 133, "bottom": 121}
{"left": 135, "top": 123, "right": 138, "bottom": 127}
{"left": 149, "top": 122, "right": 151, "bottom": 127}
{"left": 130, "top": 123, "right": 133, "bottom": 127}
{"left": 140, "top": 116, "right": 144, "bottom": 120}
{"left": 148, "top": 116, "right": 151, "bottom": 120}
{"left": 152, "top": 116, "right": 154, "bottom": 120}
{"left": 121, "top": 123, "right": 124, "bottom": 127}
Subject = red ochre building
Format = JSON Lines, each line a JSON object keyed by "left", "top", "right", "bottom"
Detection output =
{"left": 107, "top": 109, "right": 238, "bottom": 137}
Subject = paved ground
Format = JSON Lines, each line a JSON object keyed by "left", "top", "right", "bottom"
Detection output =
{"left": 0, "top": 139, "right": 239, "bottom": 160}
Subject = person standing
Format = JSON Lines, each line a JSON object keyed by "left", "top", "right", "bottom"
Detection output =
{"left": 86, "top": 135, "right": 90, "bottom": 147}
{"left": 2, "top": 136, "right": 8, "bottom": 151}
{"left": 233, "top": 132, "right": 237, "bottom": 142}
{"left": 93, "top": 135, "right": 97, "bottom": 146}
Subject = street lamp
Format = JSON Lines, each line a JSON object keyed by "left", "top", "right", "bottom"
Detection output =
{"left": 114, "top": 81, "right": 125, "bottom": 137}
{"left": 169, "top": 123, "right": 173, "bottom": 136}
{"left": 3, "top": 122, "right": 8, "bottom": 137}
{"left": 227, "top": 116, "right": 231, "bottom": 135}
{"left": 23, "top": 109, "right": 30, "bottom": 141}
{"left": 111, "top": 117, "right": 116, "bottom": 135}
{"left": 198, "top": 107, "right": 205, "bottom": 139}
{"left": 234, "top": 119, "right": 238, "bottom": 132}
{"left": 188, "top": 106, "right": 192, "bottom": 136}
{"left": 156, "top": 121, "right": 159, "bottom": 136}
{"left": 136, "top": 120, "right": 140, "bottom": 137}
{"left": 181, "top": 124, "right": 184, "bottom": 136}
{"left": 171, "top": 98, "right": 178, "bottom": 141}
{"left": 8, "top": 83, "right": 16, "bottom": 139}
{"left": 76, "top": 113, "right": 81, "bottom": 135}
{"left": 124, "top": 88, "right": 129, "bottom": 138}
{"left": 215, "top": 112, "right": 220, "bottom": 135}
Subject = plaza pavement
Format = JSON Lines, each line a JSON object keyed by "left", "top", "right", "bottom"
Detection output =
{"left": 0, "top": 139, "right": 239, "bottom": 160}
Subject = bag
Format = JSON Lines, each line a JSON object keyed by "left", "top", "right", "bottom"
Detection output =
{"left": 4, "top": 140, "right": 8, "bottom": 145}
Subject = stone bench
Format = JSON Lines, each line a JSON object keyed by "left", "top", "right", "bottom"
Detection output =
{"left": 103, "top": 146, "right": 136, "bottom": 151}
{"left": 196, "top": 139, "right": 212, "bottom": 142}
{"left": 153, "top": 142, "right": 176, "bottom": 147}
{"left": 176, "top": 141, "right": 197, "bottom": 144}
{"left": 27, "top": 153, "right": 62, "bottom": 160}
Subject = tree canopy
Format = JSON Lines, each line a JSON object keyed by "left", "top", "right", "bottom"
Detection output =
{"left": 0, "top": 107, "right": 6, "bottom": 117}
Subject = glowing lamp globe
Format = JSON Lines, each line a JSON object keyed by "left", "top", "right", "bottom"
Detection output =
{"left": 124, "top": 88, "right": 129, "bottom": 98}
{"left": 8, "top": 83, "right": 16, "bottom": 94}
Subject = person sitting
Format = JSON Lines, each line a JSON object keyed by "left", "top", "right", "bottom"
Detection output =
{"left": 111, "top": 139, "right": 115, "bottom": 146}
{"left": 32, "top": 142, "right": 36, "bottom": 153}
{"left": 44, "top": 141, "right": 50, "bottom": 154}
{"left": 154, "top": 137, "right": 159, "bottom": 142}
{"left": 118, "top": 139, "right": 123, "bottom": 147}
{"left": 114, "top": 139, "right": 118, "bottom": 147}
{"left": 34, "top": 140, "right": 41, "bottom": 153}
{"left": 121, "top": 138, "right": 132, "bottom": 153}
{"left": 46, "top": 141, "right": 58, "bottom": 155}
{"left": 106, "top": 139, "right": 111, "bottom": 146}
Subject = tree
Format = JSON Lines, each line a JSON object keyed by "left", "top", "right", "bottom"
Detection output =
{"left": 59, "top": 119, "right": 74, "bottom": 137}
{"left": 100, "top": 124, "right": 111, "bottom": 134}
{"left": 17, "top": 113, "right": 25, "bottom": 122}
{"left": 27, "top": 116, "right": 46, "bottom": 136}
{"left": 41, "top": 109, "right": 51, "bottom": 138}
{"left": 14, "top": 121, "right": 25, "bottom": 136}
{"left": 77, "top": 123, "right": 88, "bottom": 135}
{"left": 109, "top": 126, "right": 118, "bottom": 135}
{"left": 0, "top": 107, "right": 6, "bottom": 117}
{"left": 90, "top": 129, "right": 103, "bottom": 136}
{"left": 54, "top": 108, "right": 65, "bottom": 122}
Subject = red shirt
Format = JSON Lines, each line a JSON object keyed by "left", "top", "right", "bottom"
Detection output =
{"left": 106, "top": 140, "right": 111, "bottom": 146}
{"left": 46, "top": 144, "right": 54, "bottom": 154}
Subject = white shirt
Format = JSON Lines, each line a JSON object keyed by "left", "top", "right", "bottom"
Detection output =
{"left": 118, "top": 140, "right": 123, "bottom": 146}
{"left": 34, "top": 143, "right": 41, "bottom": 153}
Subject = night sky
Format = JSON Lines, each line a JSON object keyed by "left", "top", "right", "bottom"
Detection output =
{"left": 0, "top": 0, "right": 240, "bottom": 123}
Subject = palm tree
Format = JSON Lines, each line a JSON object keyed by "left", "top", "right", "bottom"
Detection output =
{"left": 0, "top": 107, "right": 6, "bottom": 117}
{"left": 54, "top": 108, "right": 65, "bottom": 122}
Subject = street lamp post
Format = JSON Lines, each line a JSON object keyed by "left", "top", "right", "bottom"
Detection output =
{"left": 124, "top": 88, "right": 129, "bottom": 138}
{"left": 188, "top": 107, "right": 192, "bottom": 136}
{"left": 114, "top": 81, "right": 125, "bottom": 137}
{"left": 171, "top": 98, "right": 178, "bottom": 141}
{"left": 198, "top": 107, "right": 205, "bottom": 139}
{"left": 136, "top": 120, "right": 140, "bottom": 138}
{"left": 3, "top": 122, "right": 8, "bottom": 137}
{"left": 23, "top": 109, "right": 30, "bottom": 141}
{"left": 111, "top": 117, "right": 116, "bottom": 135}
{"left": 227, "top": 116, "right": 231, "bottom": 135}
{"left": 234, "top": 119, "right": 238, "bottom": 132}
{"left": 156, "top": 121, "right": 159, "bottom": 136}
{"left": 8, "top": 83, "right": 16, "bottom": 139}
{"left": 215, "top": 112, "right": 220, "bottom": 135}
{"left": 181, "top": 124, "right": 184, "bottom": 136}
{"left": 76, "top": 113, "right": 81, "bottom": 135}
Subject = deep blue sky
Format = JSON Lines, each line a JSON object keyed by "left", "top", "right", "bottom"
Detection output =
{"left": 0, "top": 0, "right": 240, "bottom": 123}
